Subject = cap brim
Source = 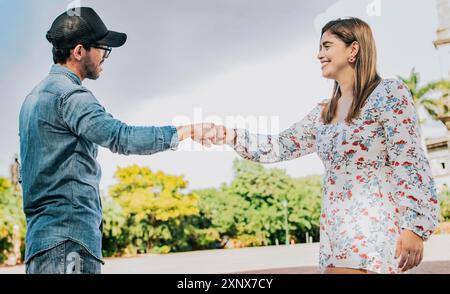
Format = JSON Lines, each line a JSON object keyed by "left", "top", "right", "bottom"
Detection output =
{"left": 96, "top": 30, "right": 127, "bottom": 48}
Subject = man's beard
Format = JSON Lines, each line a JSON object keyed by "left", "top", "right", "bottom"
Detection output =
{"left": 82, "top": 56, "right": 101, "bottom": 80}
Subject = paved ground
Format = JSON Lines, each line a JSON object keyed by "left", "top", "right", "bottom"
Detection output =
{"left": 1, "top": 234, "right": 449, "bottom": 274}
{"left": 238, "top": 261, "right": 450, "bottom": 274}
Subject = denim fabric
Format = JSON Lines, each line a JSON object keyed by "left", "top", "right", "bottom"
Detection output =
{"left": 25, "top": 240, "right": 102, "bottom": 274}
{"left": 19, "top": 64, "right": 179, "bottom": 264}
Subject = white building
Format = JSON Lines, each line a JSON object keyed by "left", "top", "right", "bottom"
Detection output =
{"left": 425, "top": 0, "right": 450, "bottom": 193}
{"left": 426, "top": 136, "right": 450, "bottom": 192}
{"left": 434, "top": 0, "right": 450, "bottom": 78}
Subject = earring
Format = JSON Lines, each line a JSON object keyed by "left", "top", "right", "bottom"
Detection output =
{"left": 349, "top": 56, "right": 356, "bottom": 63}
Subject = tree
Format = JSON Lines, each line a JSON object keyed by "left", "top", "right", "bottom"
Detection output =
{"left": 0, "top": 178, "right": 25, "bottom": 264}
{"left": 438, "top": 185, "right": 450, "bottom": 222}
{"left": 196, "top": 160, "right": 323, "bottom": 247}
{"left": 105, "top": 165, "right": 200, "bottom": 255}
{"left": 101, "top": 161, "right": 324, "bottom": 257}
{"left": 398, "top": 68, "right": 450, "bottom": 120}
{"left": 290, "top": 176, "right": 323, "bottom": 242}
{"left": 225, "top": 160, "right": 297, "bottom": 246}
{"left": 101, "top": 194, "right": 127, "bottom": 257}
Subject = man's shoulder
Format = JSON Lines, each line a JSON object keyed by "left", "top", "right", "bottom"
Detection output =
{"left": 51, "top": 74, "right": 89, "bottom": 95}
{"left": 30, "top": 72, "right": 88, "bottom": 99}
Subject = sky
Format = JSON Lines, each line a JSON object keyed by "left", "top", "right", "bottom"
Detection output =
{"left": 0, "top": 0, "right": 447, "bottom": 193}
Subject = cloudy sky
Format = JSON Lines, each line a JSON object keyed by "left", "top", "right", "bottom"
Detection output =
{"left": 0, "top": 0, "right": 446, "bottom": 193}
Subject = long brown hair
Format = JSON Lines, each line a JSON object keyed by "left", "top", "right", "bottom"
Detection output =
{"left": 320, "top": 17, "right": 381, "bottom": 124}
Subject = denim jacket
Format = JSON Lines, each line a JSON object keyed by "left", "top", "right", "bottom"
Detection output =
{"left": 19, "top": 64, "right": 179, "bottom": 263}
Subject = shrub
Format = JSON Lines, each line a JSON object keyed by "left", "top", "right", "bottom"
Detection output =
{"left": 0, "top": 178, "right": 25, "bottom": 264}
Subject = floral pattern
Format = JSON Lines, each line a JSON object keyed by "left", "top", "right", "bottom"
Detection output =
{"left": 232, "top": 79, "right": 439, "bottom": 274}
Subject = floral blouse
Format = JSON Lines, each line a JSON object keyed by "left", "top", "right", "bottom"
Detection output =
{"left": 232, "top": 78, "right": 439, "bottom": 274}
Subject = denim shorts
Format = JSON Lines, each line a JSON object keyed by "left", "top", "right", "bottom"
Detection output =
{"left": 25, "top": 240, "right": 102, "bottom": 274}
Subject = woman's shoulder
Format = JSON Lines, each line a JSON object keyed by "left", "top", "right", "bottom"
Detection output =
{"left": 308, "top": 99, "right": 328, "bottom": 124}
{"left": 378, "top": 78, "right": 410, "bottom": 95}
{"left": 374, "top": 78, "right": 415, "bottom": 120}
{"left": 296, "top": 99, "right": 328, "bottom": 124}
{"left": 312, "top": 99, "right": 329, "bottom": 117}
{"left": 374, "top": 78, "right": 412, "bottom": 106}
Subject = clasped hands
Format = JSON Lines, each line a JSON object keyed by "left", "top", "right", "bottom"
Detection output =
{"left": 176, "top": 123, "right": 236, "bottom": 147}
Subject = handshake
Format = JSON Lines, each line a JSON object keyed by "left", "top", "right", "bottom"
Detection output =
{"left": 176, "top": 123, "right": 237, "bottom": 147}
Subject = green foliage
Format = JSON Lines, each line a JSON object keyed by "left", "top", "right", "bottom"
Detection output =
{"left": 0, "top": 178, "right": 25, "bottom": 264}
{"left": 101, "top": 160, "right": 323, "bottom": 258}
{"left": 102, "top": 165, "right": 201, "bottom": 256}
{"left": 9, "top": 158, "right": 448, "bottom": 263}
{"left": 195, "top": 160, "right": 322, "bottom": 247}
{"left": 289, "top": 176, "right": 323, "bottom": 242}
{"left": 101, "top": 194, "right": 127, "bottom": 257}
{"left": 398, "top": 69, "right": 450, "bottom": 119}
{"left": 439, "top": 187, "right": 450, "bottom": 222}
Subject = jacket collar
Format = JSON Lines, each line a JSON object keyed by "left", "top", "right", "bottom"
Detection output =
{"left": 50, "top": 64, "right": 82, "bottom": 85}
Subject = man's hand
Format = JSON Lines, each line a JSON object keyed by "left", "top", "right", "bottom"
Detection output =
{"left": 213, "top": 125, "right": 236, "bottom": 145}
{"left": 176, "top": 124, "right": 236, "bottom": 147}
{"left": 177, "top": 123, "right": 217, "bottom": 147}
{"left": 192, "top": 123, "right": 216, "bottom": 147}
{"left": 395, "top": 229, "right": 424, "bottom": 272}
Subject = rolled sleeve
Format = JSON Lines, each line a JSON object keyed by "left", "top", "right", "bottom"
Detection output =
{"left": 167, "top": 126, "right": 180, "bottom": 150}
{"left": 61, "top": 90, "right": 178, "bottom": 155}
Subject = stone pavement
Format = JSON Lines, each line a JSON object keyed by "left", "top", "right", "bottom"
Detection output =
{"left": 1, "top": 234, "right": 449, "bottom": 274}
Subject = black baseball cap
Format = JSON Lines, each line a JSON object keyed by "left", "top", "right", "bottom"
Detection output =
{"left": 46, "top": 7, "right": 127, "bottom": 49}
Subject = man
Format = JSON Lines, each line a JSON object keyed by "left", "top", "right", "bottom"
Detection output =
{"left": 19, "top": 7, "right": 217, "bottom": 274}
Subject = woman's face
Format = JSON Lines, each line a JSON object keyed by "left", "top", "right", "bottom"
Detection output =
{"left": 317, "top": 30, "right": 353, "bottom": 80}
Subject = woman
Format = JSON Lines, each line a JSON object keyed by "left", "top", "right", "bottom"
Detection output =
{"left": 214, "top": 17, "right": 440, "bottom": 274}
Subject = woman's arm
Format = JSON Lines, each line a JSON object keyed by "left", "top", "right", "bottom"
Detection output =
{"left": 380, "top": 79, "right": 439, "bottom": 240}
{"left": 214, "top": 103, "right": 323, "bottom": 164}
{"left": 380, "top": 79, "right": 440, "bottom": 272}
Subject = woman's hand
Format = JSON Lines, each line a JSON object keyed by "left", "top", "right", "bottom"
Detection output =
{"left": 176, "top": 124, "right": 237, "bottom": 147}
{"left": 213, "top": 125, "right": 236, "bottom": 145}
{"left": 395, "top": 229, "right": 424, "bottom": 272}
{"left": 176, "top": 123, "right": 216, "bottom": 147}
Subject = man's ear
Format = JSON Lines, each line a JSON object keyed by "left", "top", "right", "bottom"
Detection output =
{"left": 72, "top": 44, "right": 85, "bottom": 62}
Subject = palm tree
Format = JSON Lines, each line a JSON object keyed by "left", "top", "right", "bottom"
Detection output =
{"left": 398, "top": 68, "right": 450, "bottom": 121}
{"left": 397, "top": 69, "right": 450, "bottom": 156}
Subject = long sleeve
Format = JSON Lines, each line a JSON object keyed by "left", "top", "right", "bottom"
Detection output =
{"left": 379, "top": 79, "right": 439, "bottom": 240}
{"left": 231, "top": 103, "right": 323, "bottom": 164}
{"left": 60, "top": 89, "right": 179, "bottom": 155}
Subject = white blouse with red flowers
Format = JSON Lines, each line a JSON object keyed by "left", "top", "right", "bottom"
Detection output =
{"left": 232, "top": 78, "right": 439, "bottom": 274}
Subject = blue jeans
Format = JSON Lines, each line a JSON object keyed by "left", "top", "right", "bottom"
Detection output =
{"left": 25, "top": 240, "right": 102, "bottom": 274}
